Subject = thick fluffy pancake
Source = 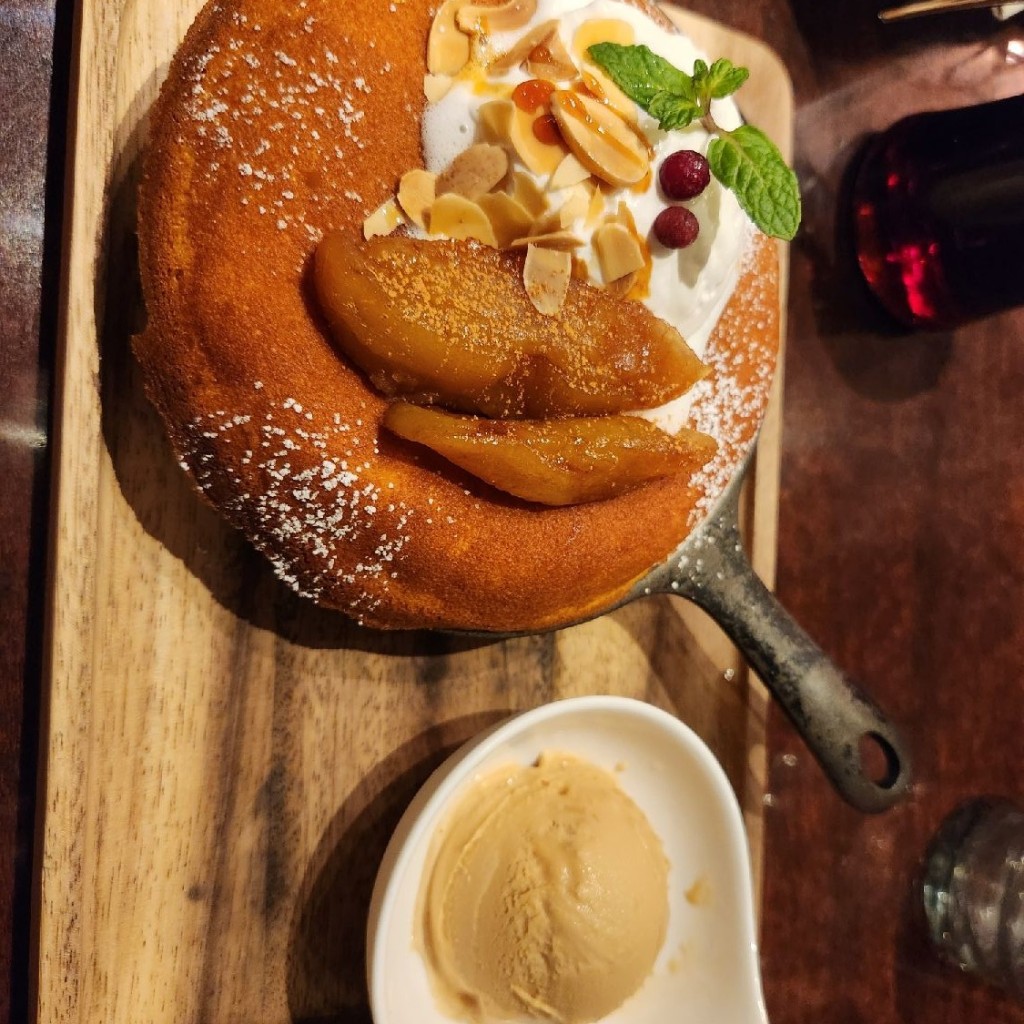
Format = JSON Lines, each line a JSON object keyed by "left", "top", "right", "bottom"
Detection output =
{"left": 136, "top": 0, "right": 779, "bottom": 631}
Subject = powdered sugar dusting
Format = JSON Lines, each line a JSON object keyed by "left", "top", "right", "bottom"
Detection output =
{"left": 179, "top": 6, "right": 403, "bottom": 235}
{"left": 177, "top": 395, "right": 451, "bottom": 620}
{"left": 686, "top": 236, "right": 777, "bottom": 523}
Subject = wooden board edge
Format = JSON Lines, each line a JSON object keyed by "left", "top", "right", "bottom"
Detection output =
{"left": 32, "top": 3, "right": 797, "bottom": 1016}
{"left": 32, "top": 0, "right": 109, "bottom": 1017}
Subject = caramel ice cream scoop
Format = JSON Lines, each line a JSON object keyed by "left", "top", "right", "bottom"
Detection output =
{"left": 418, "top": 753, "right": 669, "bottom": 1023}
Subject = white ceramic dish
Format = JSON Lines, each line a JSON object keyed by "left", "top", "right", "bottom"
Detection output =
{"left": 366, "top": 695, "right": 768, "bottom": 1024}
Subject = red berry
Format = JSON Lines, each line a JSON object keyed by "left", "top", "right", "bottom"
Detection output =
{"left": 653, "top": 206, "right": 700, "bottom": 249}
{"left": 659, "top": 149, "right": 711, "bottom": 200}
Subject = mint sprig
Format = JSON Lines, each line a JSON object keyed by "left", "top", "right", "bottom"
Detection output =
{"left": 587, "top": 44, "right": 800, "bottom": 241}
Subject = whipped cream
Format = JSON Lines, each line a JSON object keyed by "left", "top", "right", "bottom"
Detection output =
{"left": 422, "top": 0, "right": 752, "bottom": 354}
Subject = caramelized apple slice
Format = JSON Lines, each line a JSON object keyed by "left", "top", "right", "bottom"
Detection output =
{"left": 314, "top": 231, "right": 708, "bottom": 418}
{"left": 383, "top": 403, "right": 717, "bottom": 505}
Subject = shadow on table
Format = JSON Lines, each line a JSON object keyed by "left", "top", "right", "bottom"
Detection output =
{"left": 284, "top": 713, "right": 508, "bottom": 1023}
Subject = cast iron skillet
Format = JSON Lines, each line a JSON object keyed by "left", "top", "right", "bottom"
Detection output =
{"left": 481, "top": 450, "right": 912, "bottom": 815}
{"left": 621, "top": 452, "right": 911, "bottom": 813}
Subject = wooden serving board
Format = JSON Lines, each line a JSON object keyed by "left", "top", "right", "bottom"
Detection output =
{"left": 37, "top": 4, "right": 792, "bottom": 1021}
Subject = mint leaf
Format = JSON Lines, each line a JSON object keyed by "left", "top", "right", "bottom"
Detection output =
{"left": 647, "top": 92, "right": 701, "bottom": 131}
{"left": 703, "top": 58, "right": 749, "bottom": 99}
{"left": 587, "top": 42, "right": 692, "bottom": 104}
{"left": 708, "top": 125, "right": 801, "bottom": 240}
{"left": 586, "top": 42, "right": 700, "bottom": 129}
{"left": 684, "top": 58, "right": 747, "bottom": 101}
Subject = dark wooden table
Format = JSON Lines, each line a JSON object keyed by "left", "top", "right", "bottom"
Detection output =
{"left": 3, "top": 1, "right": 1024, "bottom": 1021}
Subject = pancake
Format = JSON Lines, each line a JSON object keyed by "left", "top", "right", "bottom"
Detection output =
{"left": 135, "top": 0, "right": 780, "bottom": 631}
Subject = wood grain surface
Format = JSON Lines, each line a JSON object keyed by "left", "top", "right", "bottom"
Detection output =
{"left": 755, "top": 18, "right": 1024, "bottom": 1024}
{"left": 35, "top": 4, "right": 791, "bottom": 1022}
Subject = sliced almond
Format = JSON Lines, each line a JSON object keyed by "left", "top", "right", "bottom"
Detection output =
{"left": 457, "top": 0, "right": 537, "bottom": 34}
{"left": 363, "top": 198, "right": 405, "bottom": 240}
{"left": 477, "top": 99, "right": 515, "bottom": 144}
{"left": 594, "top": 222, "right": 645, "bottom": 282}
{"left": 526, "top": 30, "right": 577, "bottom": 81}
{"left": 429, "top": 193, "right": 499, "bottom": 247}
{"left": 550, "top": 90, "right": 648, "bottom": 188}
{"left": 557, "top": 183, "right": 590, "bottom": 227}
{"left": 424, "top": 73, "right": 454, "bottom": 103}
{"left": 436, "top": 143, "right": 509, "bottom": 201}
{"left": 397, "top": 169, "right": 437, "bottom": 229}
{"left": 528, "top": 182, "right": 589, "bottom": 233}
{"left": 478, "top": 191, "right": 535, "bottom": 248}
{"left": 428, "top": 0, "right": 471, "bottom": 76}
{"left": 487, "top": 19, "right": 559, "bottom": 74}
{"left": 511, "top": 230, "right": 582, "bottom": 250}
{"left": 509, "top": 106, "right": 566, "bottom": 176}
{"left": 585, "top": 183, "right": 606, "bottom": 227}
{"left": 613, "top": 199, "right": 640, "bottom": 236}
{"left": 510, "top": 171, "right": 549, "bottom": 219}
{"left": 523, "top": 243, "right": 571, "bottom": 316}
{"left": 548, "top": 151, "right": 592, "bottom": 191}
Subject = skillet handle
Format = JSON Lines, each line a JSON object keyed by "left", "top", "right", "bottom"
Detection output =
{"left": 669, "top": 518, "right": 912, "bottom": 814}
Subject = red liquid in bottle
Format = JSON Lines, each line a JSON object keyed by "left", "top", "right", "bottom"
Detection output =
{"left": 852, "top": 93, "right": 1024, "bottom": 329}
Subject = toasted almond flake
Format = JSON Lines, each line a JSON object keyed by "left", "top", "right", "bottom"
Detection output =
{"left": 550, "top": 89, "right": 648, "bottom": 188}
{"left": 526, "top": 29, "right": 577, "bottom": 81}
{"left": 397, "top": 169, "right": 437, "bottom": 229}
{"left": 510, "top": 171, "right": 549, "bottom": 219}
{"left": 478, "top": 99, "right": 515, "bottom": 144}
{"left": 363, "top": 198, "right": 405, "bottom": 240}
{"left": 509, "top": 105, "right": 566, "bottom": 176}
{"left": 477, "top": 191, "right": 535, "bottom": 248}
{"left": 428, "top": 0, "right": 471, "bottom": 76}
{"left": 429, "top": 193, "right": 499, "bottom": 247}
{"left": 436, "top": 143, "right": 509, "bottom": 200}
{"left": 557, "top": 183, "right": 590, "bottom": 226}
{"left": 548, "top": 152, "right": 592, "bottom": 191}
{"left": 613, "top": 199, "right": 640, "bottom": 236}
{"left": 585, "top": 183, "right": 606, "bottom": 227}
{"left": 457, "top": 0, "right": 537, "bottom": 33}
{"left": 424, "top": 73, "right": 454, "bottom": 103}
{"left": 487, "top": 19, "right": 559, "bottom": 74}
{"left": 511, "top": 230, "right": 582, "bottom": 250}
{"left": 523, "top": 243, "right": 571, "bottom": 315}
{"left": 594, "top": 222, "right": 645, "bottom": 282}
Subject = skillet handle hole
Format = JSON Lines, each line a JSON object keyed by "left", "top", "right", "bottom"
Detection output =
{"left": 859, "top": 731, "right": 902, "bottom": 789}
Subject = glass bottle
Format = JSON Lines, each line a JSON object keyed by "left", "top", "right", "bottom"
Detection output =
{"left": 851, "top": 93, "right": 1024, "bottom": 330}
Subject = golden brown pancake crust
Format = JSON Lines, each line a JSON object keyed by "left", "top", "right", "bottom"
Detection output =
{"left": 136, "top": 0, "right": 779, "bottom": 631}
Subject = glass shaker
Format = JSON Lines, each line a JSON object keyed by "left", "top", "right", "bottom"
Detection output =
{"left": 922, "top": 798, "right": 1024, "bottom": 996}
